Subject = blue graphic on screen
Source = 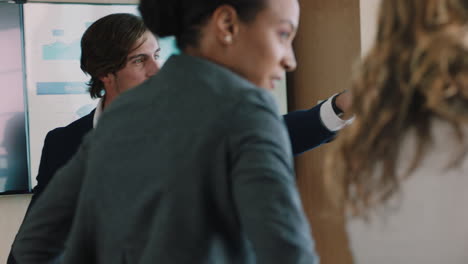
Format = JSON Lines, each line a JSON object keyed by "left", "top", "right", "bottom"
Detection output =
{"left": 159, "top": 36, "right": 180, "bottom": 63}
{"left": 37, "top": 82, "right": 88, "bottom": 95}
{"left": 52, "top": 29, "right": 64, "bottom": 36}
{"left": 42, "top": 28, "right": 82, "bottom": 61}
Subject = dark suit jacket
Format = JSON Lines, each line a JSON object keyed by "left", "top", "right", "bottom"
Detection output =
{"left": 32, "top": 100, "right": 328, "bottom": 205}
{"left": 31, "top": 101, "right": 328, "bottom": 203}
{"left": 32, "top": 111, "right": 94, "bottom": 204}
{"left": 11, "top": 54, "right": 319, "bottom": 264}
{"left": 285, "top": 102, "right": 334, "bottom": 154}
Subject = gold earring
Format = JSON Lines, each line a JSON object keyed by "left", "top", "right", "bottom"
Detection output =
{"left": 224, "top": 35, "right": 233, "bottom": 44}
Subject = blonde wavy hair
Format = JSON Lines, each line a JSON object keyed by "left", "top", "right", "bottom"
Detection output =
{"left": 326, "top": 0, "right": 468, "bottom": 217}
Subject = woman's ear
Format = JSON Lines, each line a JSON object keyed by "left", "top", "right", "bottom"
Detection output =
{"left": 212, "top": 5, "right": 240, "bottom": 45}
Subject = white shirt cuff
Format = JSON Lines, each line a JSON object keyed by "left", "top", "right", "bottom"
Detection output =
{"left": 320, "top": 94, "right": 354, "bottom": 132}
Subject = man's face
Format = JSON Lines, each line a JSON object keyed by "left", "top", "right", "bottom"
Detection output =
{"left": 104, "top": 31, "right": 161, "bottom": 103}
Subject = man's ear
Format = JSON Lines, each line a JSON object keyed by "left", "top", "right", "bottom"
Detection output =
{"left": 211, "top": 5, "right": 240, "bottom": 45}
{"left": 99, "top": 73, "right": 114, "bottom": 87}
{"left": 99, "top": 73, "right": 118, "bottom": 99}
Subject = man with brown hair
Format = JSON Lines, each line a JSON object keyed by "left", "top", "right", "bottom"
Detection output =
{"left": 32, "top": 13, "right": 161, "bottom": 204}
{"left": 7, "top": 12, "right": 160, "bottom": 264}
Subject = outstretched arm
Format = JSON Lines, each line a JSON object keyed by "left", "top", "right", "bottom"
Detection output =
{"left": 283, "top": 91, "right": 353, "bottom": 155}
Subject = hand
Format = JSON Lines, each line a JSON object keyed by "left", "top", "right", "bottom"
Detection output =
{"left": 335, "top": 90, "right": 353, "bottom": 120}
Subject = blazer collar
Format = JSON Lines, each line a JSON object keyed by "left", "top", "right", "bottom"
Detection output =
{"left": 162, "top": 53, "right": 255, "bottom": 89}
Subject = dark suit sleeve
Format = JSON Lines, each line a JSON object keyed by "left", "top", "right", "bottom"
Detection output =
{"left": 32, "top": 111, "right": 94, "bottom": 204}
{"left": 11, "top": 132, "right": 91, "bottom": 264}
{"left": 229, "top": 92, "right": 318, "bottom": 264}
{"left": 283, "top": 102, "right": 336, "bottom": 156}
{"left": 31, "top": 130, "right": 58, "bottom": 205}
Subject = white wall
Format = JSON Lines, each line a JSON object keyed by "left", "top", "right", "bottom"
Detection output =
{"left": 0, "top": 195, "right": 31, "bottom": 263}
{"left": 359, "top": 0, "right": 380, "bottom": 56}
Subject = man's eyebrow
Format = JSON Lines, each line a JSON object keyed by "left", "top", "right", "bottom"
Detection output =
{"left": 128, "top": 48, "right": 161, "bottom": 60}
{"left": 128, "top": 54, "right": 146, "bottom": 60}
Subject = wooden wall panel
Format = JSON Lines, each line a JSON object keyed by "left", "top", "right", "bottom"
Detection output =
{"left": 289, "top": 0, "right": 361, "bottom": 263}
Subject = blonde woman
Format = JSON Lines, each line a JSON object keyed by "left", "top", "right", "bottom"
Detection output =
{"left": 326, "top": 0, "right": 468, "bottom": 263}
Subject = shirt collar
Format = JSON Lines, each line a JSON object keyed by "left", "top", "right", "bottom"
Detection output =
{"left": 93, "top": 98, "right": 104, "bottom": 128}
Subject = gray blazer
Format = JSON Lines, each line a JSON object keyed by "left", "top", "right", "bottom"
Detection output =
{"left": 12, "top": 54, "right": 318, "bottom": 264}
